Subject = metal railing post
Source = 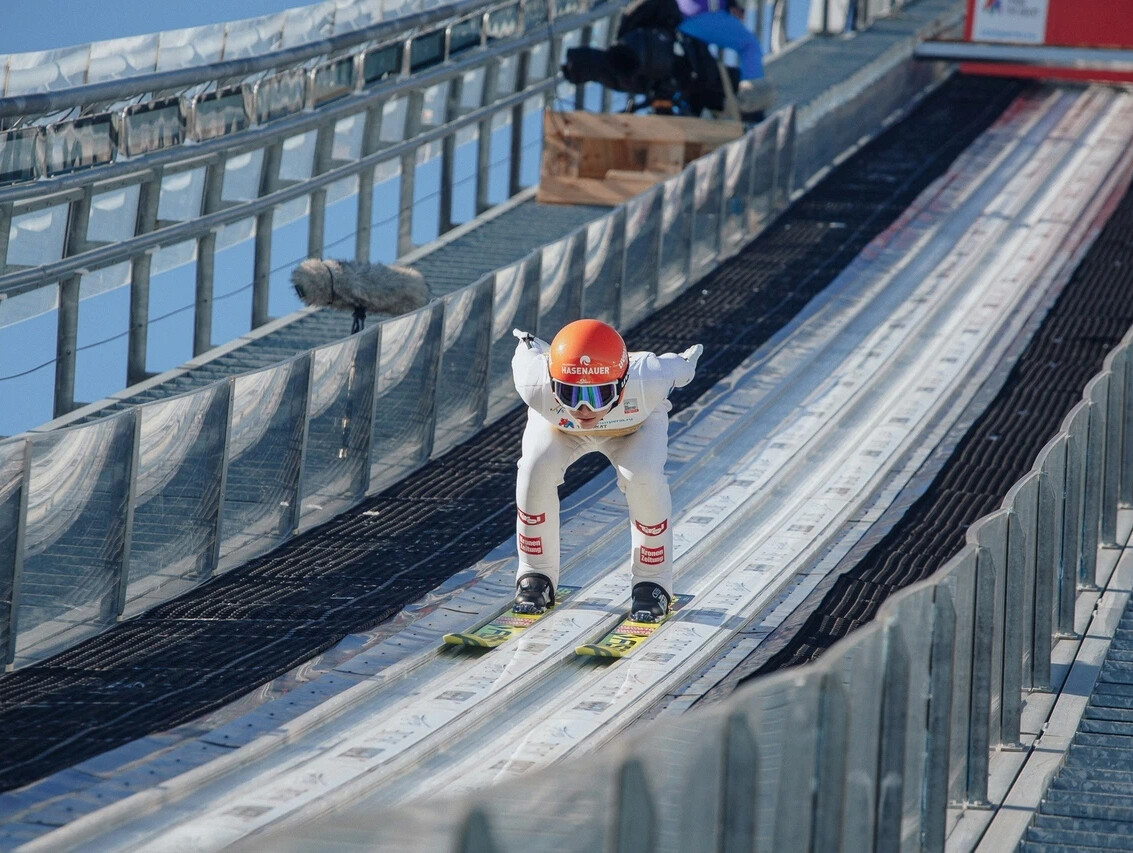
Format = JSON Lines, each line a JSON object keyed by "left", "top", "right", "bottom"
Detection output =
{"left": 986, "top": 515, "right": 1008, "bottom": 750}
{"left": 2, "top": 439, "right": 29, "bottom": 670}
{"left": 54, "top": 185, "right": 92, "bottom": 416}
{"left": 0, "top": 205, "right": 11, "bottom": 269}
{"left": 1121, "top": 343, "right": 1133, "bottom": 507}
{"left": 475, "top": 60, "right": 501, "bottom": 215}
{"left": 292, "top": 353, "right": 315, "bottom": 533}
{"left": 812, "top": 672, "right": 849, "bottom": 852}
{"left": 774, "top": 679, "right": 820, "bottom": 852}
{"left": 923, "top": 585, "right": 956, "bottom": 853}
{"left": 771, "top": 0, "right": 787, "bottom": 50}
{"left": 457, "top": 806, "right": 501, "bottom": 853}
{"left": 719, "top": 712, "right": 758, "bottom": 853}
{"left": 508, "top": 49, "right": 531, "bottom": 197}
{"left": 1062, "top": 406, "right": 1087, "bottom": 596}
{"left": 876, "top": 626, "right": 909, "bottom": 849}
{"left": 111, "top": 407, "right": 142, "bottom": 620}
{"left": 946, "top": 551, "right": 976, "bottom": 807}
{"left": 210, "top": 378, "right": 235, "bottom": 577}
{"left": 252, "top": 142, "right": 284, "bottom": 328}
{"left": 569, "top": 25, "right": 591, "bottom": 111}
{"left": 128, "top": 175, "right": 162, "bottom": 385}
{"left": 54, "top": 275, "right": 80, "bottom": 417}
{"left": 1032, "top": 449, "right": 1057, "bottom": 687}
{"left": 1013, "top": 475, "right": 1046, "bottom": 690}
{"left": 308, "top": 124, "right": 336, "bottom": 258}
{"left": 966, "top": 539, "right": 996, "bottom": 806}
{"left": 439, "top": 75, "right": 466, "bottom": 235}
{"left": 1043, "top": 436, "right": 1075, "bottom": 638}
{"left": 355, "top": 105, "right": 384, "bottom": 263}
{"left": 194, "top": 160, "right": 225, "bottom": 356}
{"left": 1080, "top": 383, "right": 1106, "bottom": 589}
{"left": 1001, "top": 509, "right": 1026, "bottom": 746}
{"left": 1102, "top": 354, "right": 1124, "bottom": 544}
{"left": 357, "top": 324, "right": 381, "bottom": 497}
{"left": 614, "top": 758, "right": 655, "bottom": 852}
{"left": 398, "top": 91, "right": 426, "bottom": 258}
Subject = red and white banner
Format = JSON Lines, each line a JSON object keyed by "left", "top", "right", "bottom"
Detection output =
{"left": 961, "top": 0, "right": 1133, "bottom": 83}
{"left": 970, "top": 0, "right": 1049, "bottom": 44}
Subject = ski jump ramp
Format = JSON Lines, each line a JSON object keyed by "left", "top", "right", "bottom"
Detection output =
{"left": 25, "top": 83, "right": 1133, "bottom": 852}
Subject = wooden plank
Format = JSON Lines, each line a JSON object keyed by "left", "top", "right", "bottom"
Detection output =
{"left": 643, "top": 142, "right": 685, "bottom": 175}
{"left": 664, "top": 114, "right": 746, "bottom": 148}
{"left": 547, "top": 111, "right": 743, "bottom": 147}
{"left": 541, "top": 111, "right": 581, "bottom": 179}
{"left": 536, "top": 173, "right": 664, "bottom": 206}
{"left": 538, "top": 111, "right": 746, "bottom": 206}
{"left": 604, "top": 169, "right": 672, "bottom": 182}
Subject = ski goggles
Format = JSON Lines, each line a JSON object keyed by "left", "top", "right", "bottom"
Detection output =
{"left": 552, "top": 378, "right": 622, "bottom": 412}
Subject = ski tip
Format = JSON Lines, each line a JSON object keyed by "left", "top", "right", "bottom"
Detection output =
{"left": 575, "top": 644, "right": 620, "bottom": 659}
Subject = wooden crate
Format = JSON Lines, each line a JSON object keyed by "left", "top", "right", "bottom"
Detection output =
{"left": 537, "top": 111, "right": 744, "bottom": 206}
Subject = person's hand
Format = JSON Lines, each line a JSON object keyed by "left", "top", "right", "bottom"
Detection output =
{"left": 513, "top": 329, "right": 540, "bottom": 351}
{"left": 514, "top": 329, "right": 550, "bottom": 353}
{"left": 680, "top": 344, "right": 703, "bottom": 371}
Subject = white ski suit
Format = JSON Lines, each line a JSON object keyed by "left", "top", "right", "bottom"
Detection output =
{"left": 512, "top": 336, "right": 698, "bottom": 596}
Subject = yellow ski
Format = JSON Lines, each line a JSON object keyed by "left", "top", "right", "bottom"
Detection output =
{"left": 575, "top": 594, "right": 694, "bottom": 659}
{"left": 443, "top": 587, "right": 579, "bottom": 649}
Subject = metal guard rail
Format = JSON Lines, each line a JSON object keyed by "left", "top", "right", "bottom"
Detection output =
{"left": 0, "top": 0, "right": 589, "bottom": 183}
{"left": 361, "top": 313, "right": 1133, "bottom": 853}
{"left": 0, "top": 0, "right": 888, "bottom": 188}
{"left": 0, "top": 0, "right": 505, "bottom": 105}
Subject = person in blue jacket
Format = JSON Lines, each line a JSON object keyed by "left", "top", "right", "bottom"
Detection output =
{"left": 675, "top": 0, "right": 773, "bottom": 115}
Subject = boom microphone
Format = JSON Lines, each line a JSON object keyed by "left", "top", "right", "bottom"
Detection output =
{"left": 291, "top": 258, "right": 431, "bottom": 331}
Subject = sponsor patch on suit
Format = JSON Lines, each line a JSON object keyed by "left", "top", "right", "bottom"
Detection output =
{"left": 518, "top": 508, "right": 546, "bottom": 525}
{"left": 634, "top": 519, "right": 668, "bottom": 536}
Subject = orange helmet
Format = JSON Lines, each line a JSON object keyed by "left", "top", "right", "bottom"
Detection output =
{"left": 549, "top": 319, "right": 629, "bottom": 411}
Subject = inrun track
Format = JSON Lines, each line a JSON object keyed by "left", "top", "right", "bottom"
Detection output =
{"left": 20, "top": 76, "right": 1133, "bottom": 852}
{"left": 0, "top": 74, "right": 1021, "bottom": 800}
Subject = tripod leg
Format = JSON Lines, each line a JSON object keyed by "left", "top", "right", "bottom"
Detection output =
{"left": 716, "top": 59, "right": 742, "bottom": 122}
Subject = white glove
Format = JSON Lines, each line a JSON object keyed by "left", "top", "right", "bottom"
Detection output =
{"left": 513, "top": 329, "right": 549, "bottom": 353}
{"left": 680, "top": 344, "right": 703, "bottom": 371}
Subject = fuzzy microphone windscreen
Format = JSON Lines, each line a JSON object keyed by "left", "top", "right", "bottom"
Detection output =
{"left": 291, "top": 258, "right": 430, "bottom": 316}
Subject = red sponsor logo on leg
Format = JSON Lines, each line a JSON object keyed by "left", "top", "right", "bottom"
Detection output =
{"left": 517, "top": 507, "right": 546, "bottom": 526}
{"left": 640, "top": 545, "right": 665, "bottom": 565}
{"left": 519, "top": 534, "right": 543, "bottom": 555}
{"left": 634, "top": 519, "right": 668, "bottom": 536}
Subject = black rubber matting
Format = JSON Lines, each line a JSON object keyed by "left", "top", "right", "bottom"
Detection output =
{"left": 0, "top": 74, "right": 1023, "bottom": 793}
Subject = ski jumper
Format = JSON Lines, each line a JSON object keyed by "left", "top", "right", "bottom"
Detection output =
{"left": 512, "top": 339, "right": 696, "bottom": 596}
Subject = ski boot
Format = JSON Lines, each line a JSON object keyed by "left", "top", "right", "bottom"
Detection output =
{"left": 630, "top": 581, "right": 671, "bottom": 623}
{"left": 514, "top": 573, "right": 555, "bottom": 615}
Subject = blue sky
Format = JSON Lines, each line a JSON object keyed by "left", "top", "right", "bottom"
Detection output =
{"left": 1, "top": 0, "right": 316, "bottom": 53}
